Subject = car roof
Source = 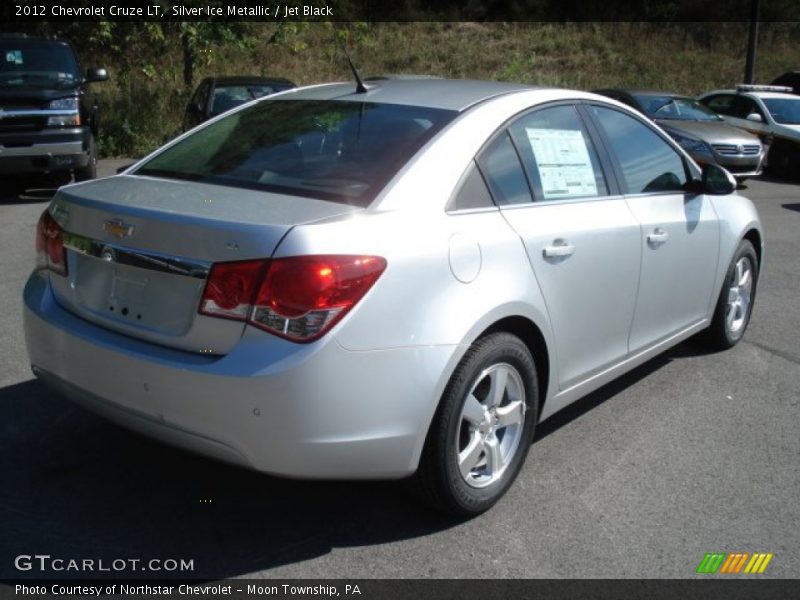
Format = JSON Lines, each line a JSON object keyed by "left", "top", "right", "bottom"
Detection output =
{"left": 211, "top": 76, "right": 295, "bottom": 87}
{"left": 598, "top": 88, "right": 680, "bottom": 97}
{"left": 279, "top": 78, "right": 540, "bottom": 112}
{"left": 702, "top": 89, "right": 798, "bottom": 100}
{"left": 0, "top": 35, "right": 73, "bottom": 47}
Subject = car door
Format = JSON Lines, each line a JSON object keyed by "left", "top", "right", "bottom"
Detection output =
{"left": 479, "top": 103, "right": 641, "bottom": 390}
{"left": 183, "top": 79, "right": 212, "bottom": 130}
{"left": 587, "top": 104, "right": 720, "bottom": 353}
{"left": 704, "top": 93, "right": 770, "bottom": 140}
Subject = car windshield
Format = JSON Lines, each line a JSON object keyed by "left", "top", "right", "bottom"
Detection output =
{"left": 137, "top": 99, "right": 457, "bottom": 206}
{"left": 762, "top": 98, "right": 800, "bottom": 125}
{"left": 210, "top": 84, "right": 287, "bottom": 116}
{"left": 0, "top": 41, "right": 80, "bottom": 87}
{"left": 637, "top": 95, "right": 722, "bottom": 121}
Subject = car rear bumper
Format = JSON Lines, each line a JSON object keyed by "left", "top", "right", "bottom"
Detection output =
{"left": 23, "top": 272, "right": 456, "bottom": 479}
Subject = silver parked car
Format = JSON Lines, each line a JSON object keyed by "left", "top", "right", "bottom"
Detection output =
{"left": 24, "top": 80, "right": 763, "bottom": 515}
{"left": 594, "top": 89, "right": 764, "bottom": 181}
{"left": 698, "top": 85, "right": 800, "bottom": 178}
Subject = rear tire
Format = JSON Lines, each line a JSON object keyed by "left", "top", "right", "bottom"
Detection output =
{"left": 413, "top": 332, "right": 538, "bottom": 516}
{"left": 703, "top": 239, "right": 758, "bottom": 350}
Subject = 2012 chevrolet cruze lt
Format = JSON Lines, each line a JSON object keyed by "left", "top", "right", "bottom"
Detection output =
{"left": 24, "top": 79, "right": 762, "bottom": 515}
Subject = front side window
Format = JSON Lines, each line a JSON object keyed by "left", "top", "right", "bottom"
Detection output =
{"left": 762, "top": 97, "right": 800, "bottom": 125}
{"left": 509, "top": 104, "right": 608, "bottom": 201}
{"left": 733, "top": 96, "right": 765, "bottom": 120}
{"left": 590, "top": 105, "right": 687, "bottom": 195}
{"left": 137, "top": 99, "right": 457, "bottom": 206}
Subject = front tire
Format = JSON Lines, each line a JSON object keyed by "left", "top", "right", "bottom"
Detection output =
{"left": 414, "top": 332, "right": 539, "bottom": 516}
{"left": 703, "top": 239, "right": 758, "bottom": 350}
{"left": 766, "top": 139, "right": 798, "bottom": 180}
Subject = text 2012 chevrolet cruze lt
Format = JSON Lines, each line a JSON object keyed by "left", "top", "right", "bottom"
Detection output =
{"left": 24, "top": 79, "right": 762, "bottom": 515}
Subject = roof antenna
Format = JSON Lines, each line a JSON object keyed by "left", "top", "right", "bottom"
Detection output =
{"left": 334, "top": 28, "right": 369, "bottom": 94}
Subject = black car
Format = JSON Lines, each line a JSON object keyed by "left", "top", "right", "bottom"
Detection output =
{"left": 0, "top": 33, "right": 107, "bottom": 181}
{"left": 182, "top": 76, "right": 296, "bottom": 130}
{"left": 770, "top": 71, "right": 800, "bottom": 95}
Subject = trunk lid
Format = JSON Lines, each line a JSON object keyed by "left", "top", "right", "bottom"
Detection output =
{"left": 48, "top": 174, "right": 361, "bottom": 354}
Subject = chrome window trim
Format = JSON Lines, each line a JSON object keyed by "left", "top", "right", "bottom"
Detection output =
{"left": 62, "top": 232, "right": 211, "bottom": 279}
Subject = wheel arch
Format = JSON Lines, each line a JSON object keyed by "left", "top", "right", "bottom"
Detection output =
{"left": 743, "top": 227, "right": 763, "bottom": 270}
{"left": 410, "top": 310, "right": 555, "bottom": 473}
{"left": 478, "top": 316, "right": 551, "bottom": 419}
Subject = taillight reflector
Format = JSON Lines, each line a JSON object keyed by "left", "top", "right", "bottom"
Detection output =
{"left": 35, "top": 210, "right": 67, "bottom": 276}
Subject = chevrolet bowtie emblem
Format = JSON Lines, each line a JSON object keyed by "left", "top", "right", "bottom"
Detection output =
{"left": 104, "top": 218, "right": 135, "bottom": 239}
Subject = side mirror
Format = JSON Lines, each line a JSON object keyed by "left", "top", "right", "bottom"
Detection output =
{"left": 701, "top": 163, "right": 737, "bottom": 195}
{"left": 745, "top": 112, "right": 763, "bottom": 123}
{"left": 85, "top": 68, "right": 108, "bottom": 83}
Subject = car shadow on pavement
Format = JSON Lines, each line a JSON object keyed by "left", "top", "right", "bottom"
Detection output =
{"left": 782, "top": 203, "right": 800, "bottom": 213}
{"left": 0, "top": 378, "right": 464, "bottom": 580}
{"left": 0, "top": 339, "right": 699, "bottom": 580}
{"left": 0, "top": 177, "right": 64, "bottom": 205}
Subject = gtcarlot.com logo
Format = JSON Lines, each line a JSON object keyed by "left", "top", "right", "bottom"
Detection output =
{"left": 696, "top": 552, "right": 774, "bottom": 574}
{"left": 14, "top": 554, "right": 194, "bottom": 573}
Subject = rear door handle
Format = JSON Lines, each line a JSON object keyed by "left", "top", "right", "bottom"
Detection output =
{"left": 543, "top": 239, "right": 576, "bottom": 258}
{"left": 647, "top": 228, "right": 669, "bottom": 245}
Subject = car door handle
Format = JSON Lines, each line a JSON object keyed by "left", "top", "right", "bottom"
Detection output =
{"left": 647, "top": 229, "right": 669, "bottom": 245}
{"left": 543, "top": 239, "right": 576, "bottom": 258}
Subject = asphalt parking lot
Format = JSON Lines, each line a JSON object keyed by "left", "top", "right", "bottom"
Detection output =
{"left": 0, "top": 163, "right": 798, "bottom": 580}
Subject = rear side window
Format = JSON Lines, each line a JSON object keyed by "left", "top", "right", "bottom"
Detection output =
{"left": 137, "top": 99, "right": 457, "bottom": 206}
{"left": 590, "top": 105, "right": 687, "bottom": 195}
{"left": 508, "top": 104, "right": 608, "bottom": 201}
{"left": 449, "top": 162, "right": 494, "bottom": 211}
{"left": 702, "top": 94, "right": 735, "bottom": 115}
{"left": 476, "top": 133, "right": 532, "bottom": 206}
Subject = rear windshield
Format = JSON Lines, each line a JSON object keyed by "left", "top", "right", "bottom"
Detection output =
{"left": 137, "top": 99, "right": 457, "bottom": 206}
{"left": 0, "top": 41, "right": 80, "bottom": 87}
{"left": 634, "top": 95, "right": 722, "bottom": 121}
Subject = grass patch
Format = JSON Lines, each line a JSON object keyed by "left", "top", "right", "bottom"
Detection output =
{"left": 86, "top": 22, "right": 800, "bottom": 157}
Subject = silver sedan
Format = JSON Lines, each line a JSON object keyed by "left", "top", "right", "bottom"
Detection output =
{"left": 24, "top": 79, "right": 763, "bottom": 515}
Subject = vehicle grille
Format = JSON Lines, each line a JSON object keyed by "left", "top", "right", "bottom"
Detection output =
{"left": 0, "top": 117, "right": 46, "bottom": 133}
{"left": 712, "top": 144, "right": 761, "bottom": 156}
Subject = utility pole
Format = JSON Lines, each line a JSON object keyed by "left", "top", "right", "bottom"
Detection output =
{"left": 744, "top": 0, "right": 760, "bottom": 84}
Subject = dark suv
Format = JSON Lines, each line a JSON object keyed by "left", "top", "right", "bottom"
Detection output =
{"left": 0, "top": 33, "right": 107, "bottom": 181}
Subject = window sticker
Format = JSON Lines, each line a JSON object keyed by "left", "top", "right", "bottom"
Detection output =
{"left": 526, "top": 128, "right": 598, "bottom": 199}
{"left": 5, "top": 50, "right": 23, "bottom": 65}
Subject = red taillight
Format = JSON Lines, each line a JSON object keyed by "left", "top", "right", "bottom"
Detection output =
{"left": 199, "top": 255, "right": 386, "bottom": 342}
{"left": 35, "top": 210, "right": 67, "bottom": 276}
